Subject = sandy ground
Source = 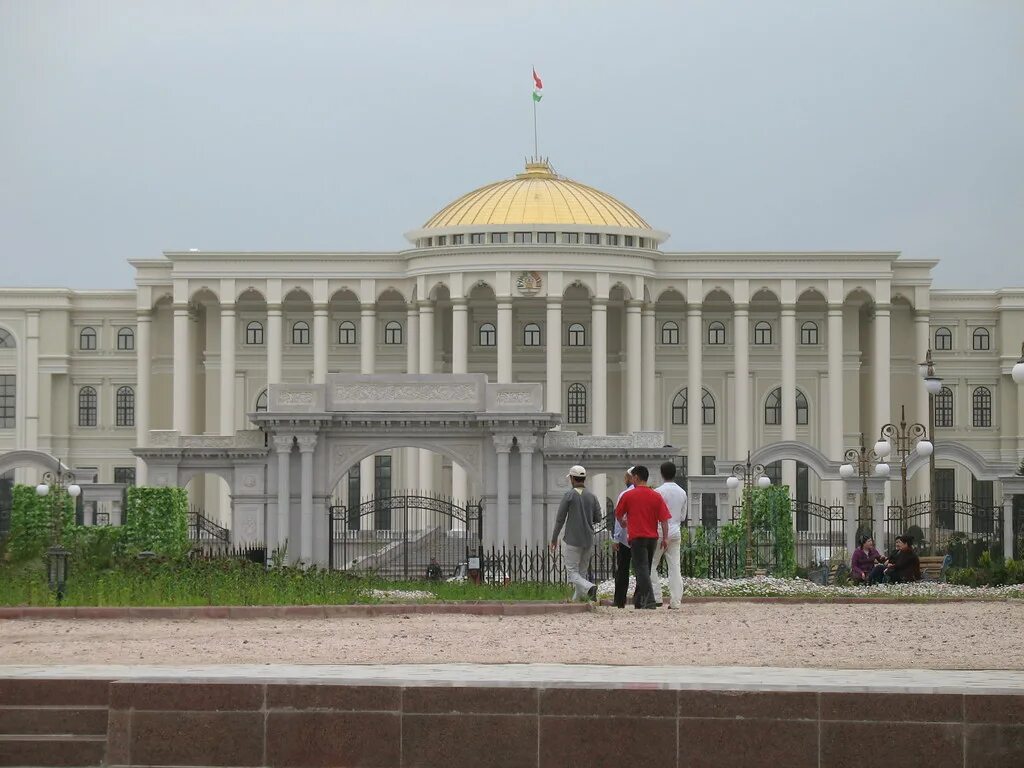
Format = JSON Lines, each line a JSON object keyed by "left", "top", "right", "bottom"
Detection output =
{"left": 2, "top": 602, "right": 1022, "bottom": 670}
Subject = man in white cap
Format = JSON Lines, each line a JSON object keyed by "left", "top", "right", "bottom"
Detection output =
{"left": 549, "top": 465, "right": 603, "bottom": 601}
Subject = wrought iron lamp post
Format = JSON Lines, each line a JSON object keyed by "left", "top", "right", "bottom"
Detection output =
{"left": 875, "top": 406, "right": 933, "bottom": 534}
{"left": 35, "top": 459, "right": 81, "bottom": 602}
{"left": 840, "top": 433, "right": 887, "bottom": 537}
{"left": 1012, "top": 342, "right": 1024, "bottom": 385}
{"left": 727, "top": 451, "right": 772, "bottom": 577}
{"left": 918, "top": 348, "right": 942, "bottom": 548}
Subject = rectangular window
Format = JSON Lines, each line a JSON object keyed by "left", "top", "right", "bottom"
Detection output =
{"left": 513, "top": 232, "right": 533, "bottom": 244}
{"left": 423, "top": 237, "right": 432, "bottom": 247}
{"left": 114, "top": 467, "right": 136, "bottom": 486}
{"left": 563, "top": 232, "right": 580, "bottom": 244}
{"left": 491, "top": 232, "right": 508, "bottom": 244}
{"left": 470, "top": 233, "right": 485, "bottom": 244}
{"left": 452, "top": 234, "right": 464, "bottom": 245}
{"left": 639, "top": 238, "right": 648, "bottom": 248}
{"left": 436, "top": 235, "right": 447, "bottom": 246}
{"left": 0, "top": 375, "right": 14, "bottom": 428}
{"left": 538, "top": 232, "right": 556, "bottom": 244}
{"left": 605, "top": 234, "right": 619, "bottom": 246}
{"left": 623, "top": 235, "right": 635, "bottom": 247}
{"left": 585, "top": 233, "right": 600, "bottom": 245}
{"left": 374, "top": 455, "right": 392, "bottom": 530}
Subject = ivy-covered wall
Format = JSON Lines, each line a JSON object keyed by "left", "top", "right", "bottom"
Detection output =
{"left": 123, "top": 486, "right": 190, "bottom": 559}
{"left": 5, "top": 484, "right": 75, "bottom": 562}
{"left": 739, "top": 485, "right": 797, "bottom": 578}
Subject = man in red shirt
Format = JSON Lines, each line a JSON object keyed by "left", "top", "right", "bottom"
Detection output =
{"left": 615, "top": 465, "right": 670, "bottom": 609}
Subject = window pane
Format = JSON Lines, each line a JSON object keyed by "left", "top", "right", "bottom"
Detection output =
{"left": 567, "top": 384, "right": 587, "bottom": 423}
{"left": 606, "top": 234, "right": 619, "bottom": 246}
{"left": 116, "top": 386, "right": 135, "bottom": 427}
{"left": 470, "top": 233, "right": 485, "bottom": 244}
{"left": 0, "top": 375, "right": 14, "bottom": 428}
{"left": 491, "top": 233, "right": 508, "bottom": 244}
{"left": 563, "top": 233, "right": 580, "bottom": 244}
{"left": 585, "top": 233, "right": 600, "bottom": 245}
{"left": 78, "top": 387, "right": 97, "bottom": 427}
{"left": 513, "top": 232, "right": 533, "bottom": 244}
{"left": 80, "top": 327, "right": 97, "bottom": 350}
{"left": 452, "top": 234, "right": 464, "bottom": 245}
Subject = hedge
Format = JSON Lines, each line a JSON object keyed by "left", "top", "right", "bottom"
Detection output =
{"left": 123, "top": 486, "right": 190, "bottom": 559}
{"left": 5, "top": 484, "right": 75, "bottom": 562}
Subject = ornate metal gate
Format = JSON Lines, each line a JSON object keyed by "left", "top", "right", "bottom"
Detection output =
{"left": 793, "top": 499, "right": 846, "bottom": 568}
{"left": 327, "top": 493, "right": 483, "bottom": 579}
{"left": 884, "top": 498, "right": 1001, "bottom": 565}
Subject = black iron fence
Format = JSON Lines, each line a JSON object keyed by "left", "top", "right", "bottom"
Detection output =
{"left": 190, "top": 543, "right": 266, "bottom": 564}
{"left": 328, "top": 493, "right": 482, "bottom": 580}
{"left": 188, "top": 506, "right": 230, "bottom": 544}
{"left": 884, "top": 498, "right": 1001, "bottom": 566}
{"left": 792, "top": 500, "right": 845, "bottom": 567}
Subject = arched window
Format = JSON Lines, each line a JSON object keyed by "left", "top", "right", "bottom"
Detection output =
{"left": 78, "top": 386, "right": 97, "bottom": 427}
{"left": 972, "top": 386, "right": 992, "bottom": 427}
{"left": 291, "top": 321, "right": 310, "bottom": 345}
{"left": 523, "top": 323, "right": 541, "bottom": 347}
{"left": 567, "top": 323, "right": 586, "bottom": 347}
{"left": 707, "top": 321, "right": 726, "bottom": 345}
{"left": 337, "top": 321, "right": 356, "bottom": 344}
{"left": 115, "top": 386, "right": 134, "bottom": 427}
{"left": 661, "top": 321, "right": 679, "bottom": 345}
{"left": 567, "top": 383, "right": 587, "bottom": 424}
{"left": 800, "top": 321, "right": 818, "bottom": 345}
{"left": 384, "top": 321, "right": 403, "bottom": 344}
{"left": 255, "top": 390, "right": 268, "bottom": 412}
{"left": 479, "top": 322, "right": 496, "bottom": 347}
{"left": 246, "top": 321, "right": 264, "bottom": 345}
{"left": 935, "top": 386, "right": 954, "bottom": 427}
{"left": 79, "top": 327, "right": 97, "bottom": 351}
{"left": 765, "top": 387, "right": 809, "bottom": 426}
{"left": 0, "top": 328, "right": 16, "bottom": 348}
{"left": 671, "top": 388, "right": 716, "bottom": 425}
{"left": 972, "top": 327, "right": 990, "bottom": 351}
{"left": 116, "top": 327, "right": 134, "bottom": 351}
{"left": 754, "top": 321, "right": 772, "bottom": 345}
{"left": 934, "top": 327, "right": 952, "bottom": 351}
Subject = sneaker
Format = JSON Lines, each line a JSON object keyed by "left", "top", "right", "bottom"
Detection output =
{"left": 587, "top": 585, "right": 598, "bottom": 601}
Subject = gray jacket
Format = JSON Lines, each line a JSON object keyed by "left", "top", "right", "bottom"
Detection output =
{"left": 550, "top": 488, "right": 603, "bottom": 548}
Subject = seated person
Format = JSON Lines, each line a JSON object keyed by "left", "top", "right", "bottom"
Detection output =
{"left": 850, "top": 536, "right": 883, "bottom": 584}
{"left": 869, "top": 535, "right": 921, "bottom": 584}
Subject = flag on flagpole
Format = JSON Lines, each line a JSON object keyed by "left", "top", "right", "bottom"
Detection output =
{"left": 532, "top": 67, "right": 543, "bottom": 102}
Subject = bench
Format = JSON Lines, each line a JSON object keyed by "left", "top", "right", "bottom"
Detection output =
{"left": 918, "top": 555, "right": 947, "bottom": 582}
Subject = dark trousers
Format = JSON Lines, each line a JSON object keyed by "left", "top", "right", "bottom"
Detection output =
{"left": 613, "top": 543, "right": 632, "bottom": 608}
{"left": 630, "top": 537, "right": 659, "bottom": 609}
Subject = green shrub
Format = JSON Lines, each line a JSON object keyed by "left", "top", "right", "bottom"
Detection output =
{"left": 123, "top": 487, "right": 189, "bottom": 560}
{"left": 5, "top": 484, "right": 74, "bottom": 563}
{"left": 945, "top": 567, "right": 977, "bottom": 587}
{"left": 1005, "top": 558, "right": 1024, "bottom": 585}
{"left": 740, "top": 485, "right": 797, "bottom": 578}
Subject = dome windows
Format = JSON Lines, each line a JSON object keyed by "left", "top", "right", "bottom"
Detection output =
{"left": 414, "top": 229, "right": 658, "bottom": 248}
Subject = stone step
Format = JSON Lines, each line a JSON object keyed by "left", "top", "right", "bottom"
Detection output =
{"left": 0, "top": 734, "right": 106, "bottom": 767}
{"left": 0, "top": 706, "right": 108, "bottom": 736}
{"left": 0, "top": 679, "right": 110, "bottom": 708}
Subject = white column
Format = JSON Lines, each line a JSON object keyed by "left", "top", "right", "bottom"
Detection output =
{"left": 451, "top": 299, "right": 469, "bottom": 504}
{"left": 418, "top": 301, "right": 435, "bottom": 495}
{"left": 518, "top": 436, "right": 536, "bottom": 545}
{"left": 495, "top": 436, "right": 512, "bottom": 544}
{"left": 135, "top": 312, "right": 151, "bottom": 483}
{"left": 687, "top": 305, "right": 703, "bottom": 473}
{"left": 220, "top": 304, "right": 236, "bottom": 435}
{"left": 591, "top": 298, "right": 608, "bottom": 435}
{"left": 641, "top": 305, "right": 656, "bottom": 430}
{"left": 546, "top": 299, "right": 562, "bottom": 416}
{"left": 874, "top": 304, "right": 892, "bottom": 432}
{"left": 273, "top": 435, "right": 292, "bottom": 559}
{"left": 497, "top": 299, "right": 513, "bottom": 383}
{"left": 781, "top": 305, "right": 797, "bottom": 491}
{"left": 828, "top": 305, "right": 845, "bottom": 459}
{"left": 24, "top": 311, "right": 39, "bottom": 449}
{"left": 360, "top": 303, "right": 376, "bottom": 508}
{"left": 267, "top": 304, "right": 283, "bottom": 385}
{"left": 915, "top": 313, "right": 930, "bottom": 431}
{"left": 733, "top": 304, "right": 750, "bottom": 458}
{"left": 313, "top": 304, "right": 328, "bottom": 384}
{"left": 403, "top": 304, "right": 419, "bottom": 493}
{"left": 298, "top": 434, "right": 316, "bottom": 563}
{"left": 172, "top": 304, "right": 191, "bottom": 432}
{"left": 625, "top": 301, "right": 642, "bottom": 433}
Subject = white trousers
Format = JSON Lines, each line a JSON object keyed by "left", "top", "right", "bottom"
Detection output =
{"left": 562, "top": 542, "right": 595, "bottom": 600}
{"left": 650, "top": 535, "right": 683, "bottom": 608}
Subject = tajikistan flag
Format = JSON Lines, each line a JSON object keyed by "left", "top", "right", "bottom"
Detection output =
{"left": 532, "top": 68, "right": 543, "bottom": 102}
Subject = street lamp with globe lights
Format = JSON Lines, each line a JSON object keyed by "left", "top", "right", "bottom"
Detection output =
{"left": 727, "top": 452, "right": 771, "bottom": 577}
{"left": 919, "top": 348, "right": 943, "bottom": 548}
{"left": 840, "top": 434, "right": 884, "bottom": 538}
{"left": 1012, "top": 342, "right": 1024, "bottom": 385}
{"left": 35, "top": 459, "right": 80, "bottom": 602}
{"left": 877, "top": 405, "right": 932, "bottom": 534}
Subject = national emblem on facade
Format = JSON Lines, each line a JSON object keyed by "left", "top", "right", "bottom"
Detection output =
{"left": 515, "top": 271, "right": 543, "bottom": 296}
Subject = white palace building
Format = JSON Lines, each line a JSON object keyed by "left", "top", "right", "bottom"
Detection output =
{"left": 1, "top": 158, "right": 1023, "bottom": 564}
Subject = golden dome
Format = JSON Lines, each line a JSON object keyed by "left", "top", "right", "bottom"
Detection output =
{"left": 423, "top": 159, "right": 651, "bottom": 230}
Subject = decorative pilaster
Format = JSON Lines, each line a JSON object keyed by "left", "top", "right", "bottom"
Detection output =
{"left": 545, "top": 299, "right": 562, "bottom": 416}
{"left": 135, "top": 311, "right": 151, "bottom": 483}
{"left": 733, "top": 304, "right": 750, "bottom": 458}
{"left": 625, "top": 301, "right": 642, "bottom": 433}
{"left": 687, "top": 305, "right": 702, "bottom": 474}
{"left": 518, "top": 435, "right": 538, "bottom": 545}
{"left": 220, "top": 303, "right": 236, "bottom": 435}
{"left": 297, "top": 434, "right": 317, "bottom": 564}
{"left": 641, "top": 305, "right": 656, "bottom": 430}
{"left": 266, "top": 304, "right": 283, "bottom": 385}
{"left": 781, "top": 304, "right": 797, "bottom": 492}
{"left": 497, "top": 300, "right": 513, "bottom": 383}
{"left": 828, "top": 305, "right": 845, "bottom": 459}
{"left": 172, "top": 303, "right": 191, "bottom": 432}
{"left": 874, "top": 304, "right": 892, "bottom": 432}
{"left": 359, "top": 303, "right": 376, "bottom": 375}
{"left": 591, "top": 298, "right": 608, "bottom": 435}
{"left": 313, "top": 304, "right": 329, "bottom": 384}
{"left": 493, "top": 434, "right": 515, "bottom": 545}
{"left": 272, "top": 435, "right": 293, "bottom": 561}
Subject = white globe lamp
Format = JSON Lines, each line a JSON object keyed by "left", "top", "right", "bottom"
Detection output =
{"left": 916, "top": 440, "right": 934, "bottom": 457}
{"left": 1013, "top": 347, "right": 1024, "bottom": 384}
{"left": 726, "top": 476, "right": 740, "bottom": 490}
{"left": 839, "top": 463, "right": 855, "bottom": 479}
{"left": 757, "top": 475, "right": 772, "bottom": 488}
{"left": 873, "top": 440, "right": 891, "bottom": 458}
{"left": 875, "top": 462, "right": 890, "bottom": 477}
{"left": 68, "top": 484, "right": 82, "bottom": 498}
{"left": 924, "top": 376, "right": 942, "bottom": 395}
{"left": 35, "top": 483, "right": 49, "bottom": 497}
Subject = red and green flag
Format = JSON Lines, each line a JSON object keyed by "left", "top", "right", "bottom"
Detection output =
{"left": 532, "top": 68, "right": 543, "bottom": 102}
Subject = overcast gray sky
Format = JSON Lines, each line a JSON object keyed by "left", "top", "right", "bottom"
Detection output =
{"left": 1, "top": 0, "right": 1022, "bottom": 289}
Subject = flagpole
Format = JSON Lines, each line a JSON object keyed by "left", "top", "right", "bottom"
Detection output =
{"left": 533, "top": 97, "right": 539, "bottom": 158}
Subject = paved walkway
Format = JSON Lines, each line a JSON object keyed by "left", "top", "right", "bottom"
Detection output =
{"left": 2, "top": 664, "right": 1023, "bottom": 694}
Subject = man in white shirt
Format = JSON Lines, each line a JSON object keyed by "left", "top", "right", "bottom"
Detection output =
{"left": 650, "top": 461, "right": 687, "bottom": 609}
